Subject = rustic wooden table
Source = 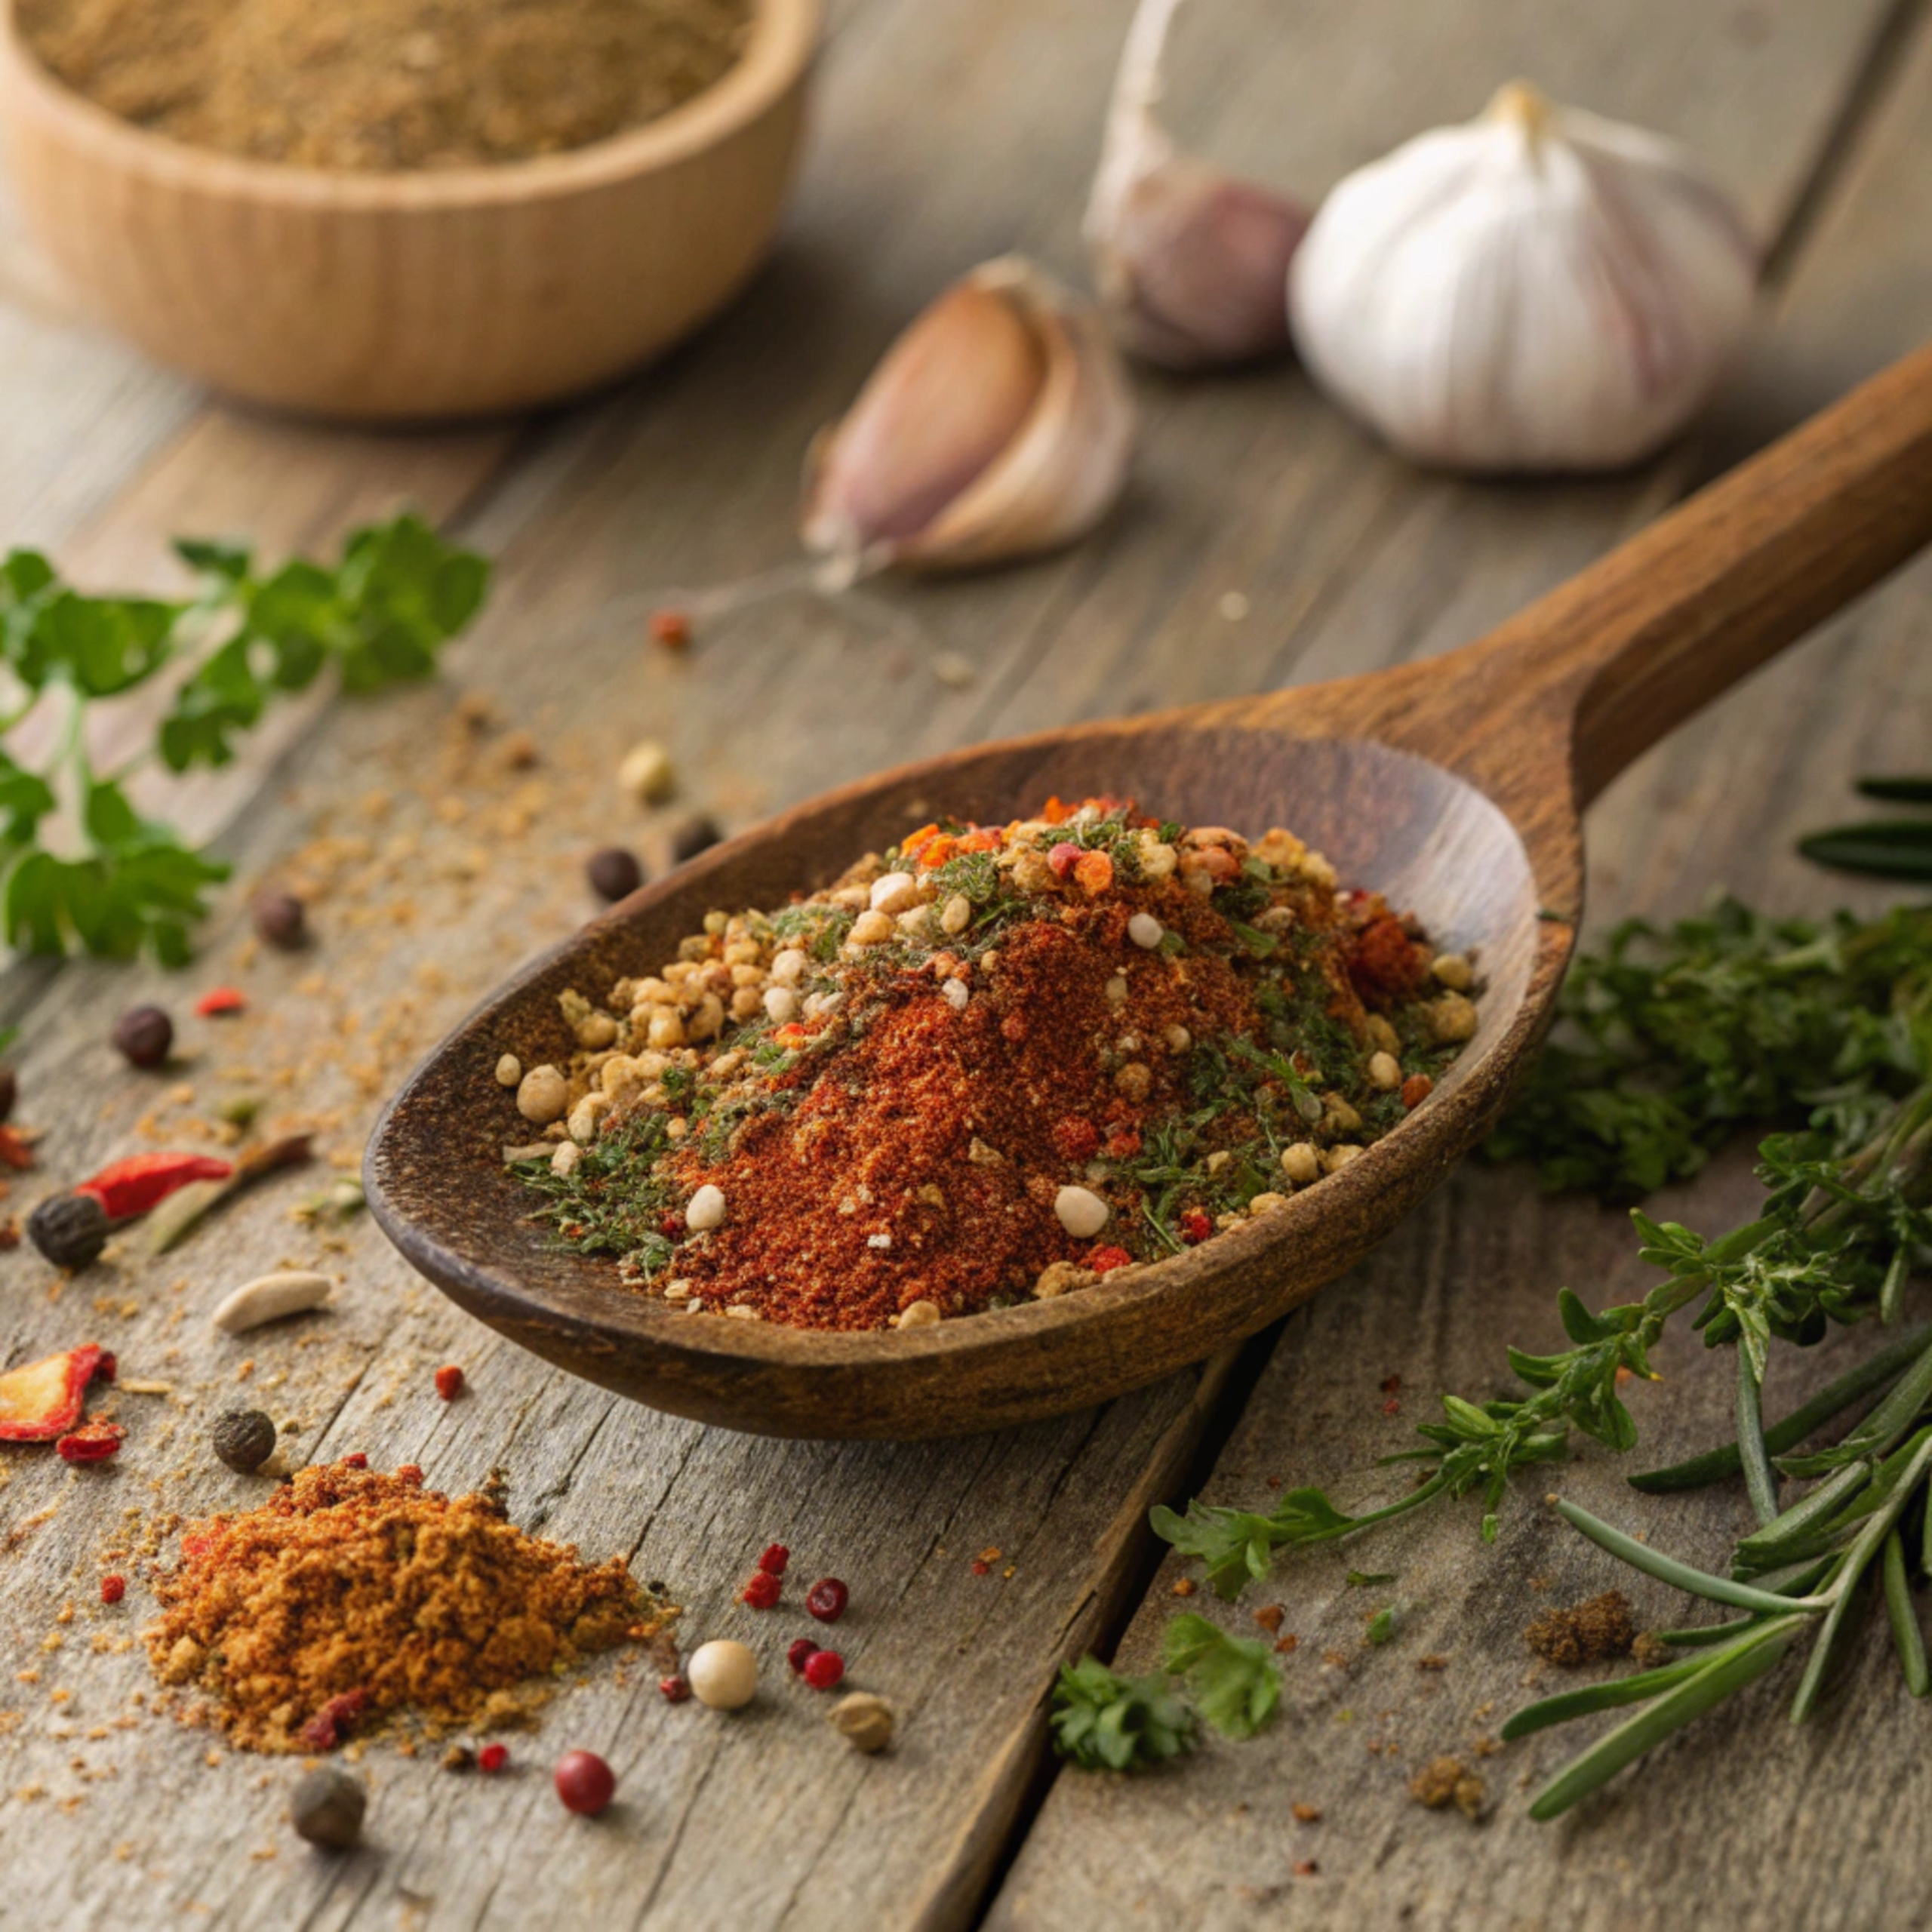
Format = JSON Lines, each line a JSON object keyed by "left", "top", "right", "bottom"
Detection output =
{"left": 2, "top": 2, "right": 1930, "bottom": 1927}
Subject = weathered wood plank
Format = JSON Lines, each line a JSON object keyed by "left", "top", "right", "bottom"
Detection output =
{"left": 0, "top": 1, "right": 1913, "bottom": 1928}
{"left": 988, "top": 18, "right": 1932, "bottom": 1931}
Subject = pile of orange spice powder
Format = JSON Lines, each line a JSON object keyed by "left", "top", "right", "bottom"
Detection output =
{"left": 146, "top": 1460, "right": 675, "bottom": 1752}
{"left": 508, "top": 798, "right": 1482, "bottom": 1331}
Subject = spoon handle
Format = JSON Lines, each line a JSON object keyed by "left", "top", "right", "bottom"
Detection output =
{"left": 1460, "top": 340, "right": 1932, "bottom": 805}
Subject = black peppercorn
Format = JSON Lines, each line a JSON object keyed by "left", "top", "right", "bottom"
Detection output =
{"left": 26, "top": 1192, "right": 110, "bottom": 1271}
{"left": 0, "top": 1064, "right": 16, "bottom": 1123}
{"left": 290, "top": 1765, "right": 365, "bottom": 1850}
{"left": 211, "top": 1407, "right": 277, "bottom": 1474}
{"left": 112, "top": 1004, "right": 174, "bottom": 1069}
{"left": 586, "top": 847, "right": 645, "bottom": 903}
{"left": 669, "top": 813, "right": 722, "bottom": 865}
{"left": 251, "top": 889, "right": 309, "bottom": 950}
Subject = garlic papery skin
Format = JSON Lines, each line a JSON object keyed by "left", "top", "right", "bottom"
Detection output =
{"left": 1085, "top": 0, "right": 1309, "bottom": 370}
{"left": 1288, "top": 82, "right": 1758, "bottom": 472}
{"left": 801, "top": 257, "right": 1136, "bottom": 574}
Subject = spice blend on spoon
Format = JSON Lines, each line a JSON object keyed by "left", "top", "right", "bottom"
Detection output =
{"left": 503, "top": 798, "right": 1479, "bottom": 1330}
{"left": 20, "top": 0, "right": 753, "bottom": 171}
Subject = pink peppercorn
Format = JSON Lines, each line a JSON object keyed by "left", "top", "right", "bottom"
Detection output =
{"left": 802, "top": 1650, "right": 844, "bottom": 1690}
{"left": 660, "top": 1675, "right": 692, "bottom": 1703}
{"left": 1048, "top": 841, "right": 1082, "bottom": 879}
{"left": 1180, "top": 1208, "right": 1212, "bottom": 1245}
{"left": 786, "top": 1638, "right": 819, "bottom": 1675}
{"left": 100, "top": 1574, "right": 126, "bottom": 1604}
{"left": 554, "top": 1749, "right": 615, "bottom": 1817}
{"left": 1089, "top": 1245, "right": 1133, "bottom": 1275}
{"left": 804, "top": 1577, "right": 848, "bottom": 1623}
{"left": 758, "top": 1543, "right": 789, "bottom": 1576}
{"left": 434, "top": 1364, "right": 464, "bottom": 1401}
{"left": 478, "top": 1743, "right": 509, "bottom": 1774}
{"left": 740, "top": 1569, "right": 782, "bottom": 1609}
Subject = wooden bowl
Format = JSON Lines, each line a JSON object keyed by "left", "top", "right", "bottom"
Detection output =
{"left": 0, "top": 0, "right": 819, "bottom": 420}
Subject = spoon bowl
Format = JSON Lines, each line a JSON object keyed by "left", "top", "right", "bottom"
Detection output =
{"left": 368, "top": 344, "right": 1932, "bottom": 1438}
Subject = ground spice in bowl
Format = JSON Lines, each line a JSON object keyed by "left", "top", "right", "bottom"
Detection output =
{"left": 502, "top": 798, "right": 1481, "bottom": 1331}
{"left": 18, "top": 0, "right": 755, "bottom": 171}
{"left": 145, "top": 1460, "right": 676, "bottom": 1751}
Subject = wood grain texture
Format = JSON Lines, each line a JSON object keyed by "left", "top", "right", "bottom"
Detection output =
{"left": 0, "top": 0, "right": 818, "bottom": 419}
{"left": 0, "top": 0, "right": 1921, "bottom": 1924}
{"left": 989, "top": 16, "right": 1932, "bottom": 1930}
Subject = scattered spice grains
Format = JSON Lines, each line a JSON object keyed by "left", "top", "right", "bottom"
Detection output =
{"left": 20, "top": 0, "right": 755, "bottom": 171}
{"left": 143, "top": 1461, "right": 675, "bottom": 1752}
{"left": 1408, "top": 1755, "right": 1486, "bottom": 1819}
{"left": 1524, "top": 1589, "right": 1638, "bottom": 1667}
{"left": 507, "top": 798, "right": 1478, "bottom": 1331}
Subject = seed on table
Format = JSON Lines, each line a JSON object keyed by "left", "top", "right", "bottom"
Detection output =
{"left": 669, "top": 813, "right": 722, "bottom": 865}
{"left": 618, "top": 740, "right": 676, "bottom": 804}
{"left": 659, "top": 1675, "right": 691, "bottom": 1703}
{"left": 553, "top": 1749, "right": 616, "bottom": 1817}
{"left": 1367, "top": 1051, "right": 1402, "bottom": 1091}
{"left": 803, "top": 1649, "right": 844, "bottom": 1690}
{"left": 1128, "top": 912, "right": 1164, "bottom": 949}
{"left": 100, "top": 1574, "right": 127, "bottom": 1604}
{"left": 830, "top": 1692, "right": 895, "bottom": 1752}
{"left": 251, "top": 890, "right": 308, "bottom": 950}
{"left": 586, "top": 848, "right": 645, "bottom": 902}
{"left": 686, "top": 1184, "right": 727, "bottom": 1232}
{"left": 1054, "top": 1185, "right": 1109, "bottom": 1238}
{"left": 290, "top": 1765, "right": 366, "bottom": 1850}
{"left": 688, "top": 1639, "right": 758, "bottom": 1709}
{"left": 27, "top": 1192, "right": 111, "bottom": 1270}
{"left": 494, "top": 1054, "right": 521, "bottom": 1088}
{"left": 435, "top": 1364, "right": 464, "bottom": 1401}
{"left": 515, "top": 1064, "right": 568, "bottom": 1124}
{"left": 112, "top": 1004, "right": 174, "bottom": 1069}
{"left": 478, "top": 1743, "right": 509, "bottom": 1773}
{"left": 212, "top": 1270, "right": 334, "bottom": 1335}
{"left": 211, "top": 1407, "right": 277, "bottom": 1473}
{"left": 805, "top": 1577, "right": 849, "bottom": 1623}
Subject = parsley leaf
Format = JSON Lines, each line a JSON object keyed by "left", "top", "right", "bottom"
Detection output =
{"left": 1049, "top": 1657, "right": 1195, "bottom": 1771}
{"left": 1162, "top": 1613, "right": 1281, "bottom": 1739}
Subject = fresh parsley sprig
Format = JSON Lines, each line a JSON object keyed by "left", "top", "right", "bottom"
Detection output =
{"left": 0, "top": 514, "right": 487, "bottom": 963}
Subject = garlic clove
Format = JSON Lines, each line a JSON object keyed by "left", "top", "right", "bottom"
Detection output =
{"left": 1288, "top": 80, "right": 1758, "bottom": 472}
{"left": 801, "top": 257, "right": 1135, "bottom": 574}
{"left": 1084, "top": 0, "right": 1309, "bottom": 371}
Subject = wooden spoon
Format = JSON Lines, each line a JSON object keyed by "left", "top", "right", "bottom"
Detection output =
{"left": 368, "top": 345, "right": 1932, "bottom": 1440}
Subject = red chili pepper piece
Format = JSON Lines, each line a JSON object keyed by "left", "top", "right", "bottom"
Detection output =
{"left": 57, "top": 1420, "right": 127, "bottom": 1463}
{"left": 1401, "top": 1073, "right": 1435, "bottom": 1111}
{"left": 478, "top": 1743, "right": 509, "bottom": 1773}
{"left": 340, "top": 1452, "right": 368, "bottom": 1469}
{"left": 100, "top": 1574, "right": 126, "bottom": 1604}
{"left": 804, "top": 1577, "right": 848, "bottom": 1623}
{"left": 650, "top": 608, "right": 692, "bottom": 649}
{"left": 434, "top": 1364, "right": 464, "bottom": 1401}
{"left": 94, "top": 1352, "right": 116, "bottom": 1384}
{"left": 395, "top": 1464, "right": 424, "bottom": 1484}
{"left": 300, "top": 1687, "right": 371, "bottom": 1751}
{"left": 1179, "top": 1208, "right": 1212, "bottom": 1246}
{"left": 75, "top": 1152, "right": 233, "bottom": 1222}
{"left": 758, "top": 1543, "right": 789, "bottom": 1576}
{"left": 195, "top": 986, "right": 248, "bottom": 1017}
{"left": 802, "top": 1649, "right": 844, "bottom": 1690}
{"left": 740, "top": 1569, "right": 782, "bottom": 1609}
{"left": 1089, "top": 1245, "right": 1134, "bottom": 1275}
{"left": 786, "top": 1638, "right": 818, "bottom": 1675}
{"left": 659, "top": 1675, "right": 692, "bottom": 1703}
{"left": 0, "top": 1343, "right": 106, "bottom": 1441}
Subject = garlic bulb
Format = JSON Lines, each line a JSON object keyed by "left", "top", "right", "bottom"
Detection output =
{"left": 801, "top": 257, "right": 1136, "bottom": 575}
{"left": 1288, "top": 82, "right": 1757, "bottom": 472}
{"left": 1084, "top": 0, "right": 1309, "bottom": 370}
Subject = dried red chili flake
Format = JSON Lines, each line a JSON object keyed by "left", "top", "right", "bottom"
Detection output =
{"left": 1401, "top": 1073, "right": 1434, "bottom": 1110}
{"left": 758, "top": 1543, "right": 789, "bottom": 1576}
{"left": 395, "top": 1464, "right": 425, "bottom": 1484}
{"left": 0, "top": 1125, "right": 35, "bottom": 1171}
{"left": 658, "top": 1212, "right": 684, "bottom": 1238}
{"left": 649, "top": 608, "right": 692, "bottom": 650}
{"left": 195, "top": 986, "right": 248, "bottom": 1018}
{"left": 101, "top": 1574, "right": 127, "bottom": 1604}
{"left": 786, "top": 1638, "right": 818, "bottom": 1675}
{"left": 1089, "top": 1246, "right": 1133, "bottom": 1275}
{"left": 659, "top": 1675, "right": 691, "bottom": 1703}
{"left": 740, "top": 1569, "right": 782, "bottom": 1610}
{"left": 1073, "top": 850, "right": 1114, "bottom": 897}
{"left": 301, "top": 1687, "right": 372, "bottom": 1751}
{"left": 57, "top": 1420, "right": 126, "bottom": 1463}
{"left": 340, "top": 1452, "right": 369, "bottom": 1469}
{"left": 802, "top": 1649, "right": 844, "bottom": 1690}
{"left": 804, "top": 1577, "right": 848, "bottom": 1623}
{"left": 1104, "top": 1128, "right": 1143, "bottom": 1160}
{"left": 478, "top": 1743, "right": 509, "bottom": 1773}
{"left": 1346, "top": 915, "right": 1430, "bottom": 1008}
{"left": 0, "top": 1343, "right": 107, "bottom": 1441}
{"left": 970, "top": 1560, "right": 990, "bottom": 1577}
{"left": 1179, "top": 1208, "right": 1212, "bottom": 1245}
{"left": 76, "top": 1152, "right": 232, "bottom": 1221}
{"left": 434, "top": 1364, "right": 465, "bottom": 1402}
{"left": 1052, "top": 1116, "right": 1099, "bottom": 1161}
